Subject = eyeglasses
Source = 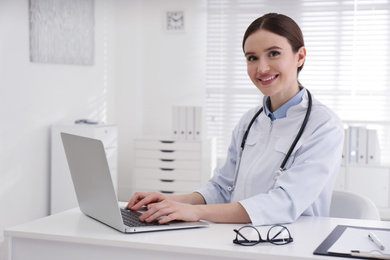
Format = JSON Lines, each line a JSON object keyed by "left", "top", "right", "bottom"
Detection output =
{"left": 233, "top": 225, "right": 293, "bottom": 246}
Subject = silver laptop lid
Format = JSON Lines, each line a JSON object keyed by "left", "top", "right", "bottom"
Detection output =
{"left": 60, "top": 132, "right": 126, "bottom": 232}
{"left": 61, "top": 132, "right": 208, "bottom": 233}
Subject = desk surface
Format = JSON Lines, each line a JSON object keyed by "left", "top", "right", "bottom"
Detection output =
{"left": 4, "top": 206, "right": 390, "bottom": 260}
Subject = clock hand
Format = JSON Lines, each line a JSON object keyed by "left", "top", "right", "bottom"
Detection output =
{"left": 171, "top": 16, "right": 183, "bottom": 22}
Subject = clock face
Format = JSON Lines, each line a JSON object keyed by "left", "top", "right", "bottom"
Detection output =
{"left": 166, "top": 11, "right": 184, "bottom": 31}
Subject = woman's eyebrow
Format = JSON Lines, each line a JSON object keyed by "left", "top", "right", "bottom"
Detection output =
{"left": 244, "top": 46, "right": 283, "bottom": 56}
{"left": 244, "top": 51, "right": 256, "bottom": 57}
{"left": 264, "top": 46, "right": 283, "bottom": 52}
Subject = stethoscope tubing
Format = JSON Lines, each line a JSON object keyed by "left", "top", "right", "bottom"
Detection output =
{"left": 279, "top": 90, "right": 312, "bottom": 170}
{"left": 228, "top": 89, "right": 312, "bottom": 192}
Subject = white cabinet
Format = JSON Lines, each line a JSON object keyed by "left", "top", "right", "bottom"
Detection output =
{"left": 51, "top": 124, "right": 118, "bottom": 214}
{"left": 336, "top": 165, "right": 390, "bottom": 220}
{"left": 133, "top": 138, "right": 215, "bottom": 194}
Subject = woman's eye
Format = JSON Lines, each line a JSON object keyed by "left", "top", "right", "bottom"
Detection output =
{"left": 269, "top": 51, "right": 280, "bottom": 57}
{"left": 247, "top": 55, "right": 258, "bottom": 62}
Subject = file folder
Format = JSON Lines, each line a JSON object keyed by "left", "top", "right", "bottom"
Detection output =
{"left": 367, "top": 129, "right": 380, "bottom": 165}
{"left": 186, "top": 106, "right": 195, "bottom": 140}
{"left": 194, "top": 106, "right": 202, "bottom": 140}
{"left": 172, "top": 106, "right": 179, "bottom": 139}
{"left": 349, "top": 127, "right": 359, "bottom": 164}
{"left": 357, "top": 127, "right": 367, "bottom": 165}
{"left": 178, "top": 106, "right": 187, "bottom": 140}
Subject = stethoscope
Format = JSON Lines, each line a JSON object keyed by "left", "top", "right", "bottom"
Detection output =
{"left": 228, "top": 90, "right": 312, "bottom": 192}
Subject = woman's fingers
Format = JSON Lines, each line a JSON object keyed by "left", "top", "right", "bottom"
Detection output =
{"left": 127, "top": 191, "right": 167, "bottom": 210}
{"left": 140, "top": 200, "right": 200, "bottom": 223}
{"left": 126, "top": 192, "right": 146, "bottom": 209}
{"left": 128, "top": 193, "right": 201, "bottom": 224}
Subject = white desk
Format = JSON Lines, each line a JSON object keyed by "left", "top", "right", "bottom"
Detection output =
{"left": 4, "top": 208, "right": 390, "bottom": 260}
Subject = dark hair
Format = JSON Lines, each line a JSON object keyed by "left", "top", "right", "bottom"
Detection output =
{"left": 242, "top": 13, "right": 305, "bottom": 73}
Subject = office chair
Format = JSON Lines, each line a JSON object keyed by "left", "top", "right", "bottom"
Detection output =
{"left": 329, "top": 190, "right": 381, "bottom": 220}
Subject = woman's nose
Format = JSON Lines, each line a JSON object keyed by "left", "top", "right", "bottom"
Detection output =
{"left": 257, "top": 59, "right": 270, "bottom": 74}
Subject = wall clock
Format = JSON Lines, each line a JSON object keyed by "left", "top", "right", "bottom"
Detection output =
{"left": 166, "top": 11, "right": 185, "bottom": 32}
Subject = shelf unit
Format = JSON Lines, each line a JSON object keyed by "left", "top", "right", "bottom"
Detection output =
{"left": 133, "top": 138, "right": 215, "bottom": 194}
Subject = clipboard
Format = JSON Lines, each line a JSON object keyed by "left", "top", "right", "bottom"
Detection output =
{"left": 313, "top": 225, "right": 390, "bottom": 259}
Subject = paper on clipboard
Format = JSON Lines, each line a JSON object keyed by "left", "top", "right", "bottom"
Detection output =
{"left": 327, "top": 227, "right": 390, "bottom": 256}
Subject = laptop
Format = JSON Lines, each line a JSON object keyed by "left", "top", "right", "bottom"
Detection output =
{"left": 60, "top": 132, "right": 208, "bottom": 233}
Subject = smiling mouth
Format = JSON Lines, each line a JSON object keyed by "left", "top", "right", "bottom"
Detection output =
{"left": 259, "top": 75, "right": 278, "bottom": 82}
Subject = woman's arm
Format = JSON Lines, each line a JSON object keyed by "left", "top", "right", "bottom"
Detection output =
{"left": 141, "top": 199, "right": 251, "bottom": 224}
{"left": 127, "top": 191, "right": 251, "bottom": 224}
{"left": 193, "top": 202, "right": 251, "bottom": 224}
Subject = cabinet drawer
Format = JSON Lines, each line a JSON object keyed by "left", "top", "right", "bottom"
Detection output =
{"left": 135, "top": 139, "right": 201, "bottom": 151}
{"left": 135, "top": 178, "right": 202, "bottom": 193}
{"left": 134, "top": 189, "right": 184, "bottom": 195}
{"left": 135, "top": 168, "right": 200, "bottom": 181}
{"left": 135, "top": 149, "right": 200, "bottom": 160}
{"left": 135, "top": 158, "right": 200, "bottom": 170}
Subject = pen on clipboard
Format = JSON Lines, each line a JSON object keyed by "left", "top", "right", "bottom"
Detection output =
{"left": 369, "top": 231, "right": 385, "bottom": 250}
{"left": 351, "top": 250, "right": 390, "bottom": 260}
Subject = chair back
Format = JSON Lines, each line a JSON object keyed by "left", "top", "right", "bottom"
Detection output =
{"left": 330, "top": 190, "right": 381, "bottom": 220}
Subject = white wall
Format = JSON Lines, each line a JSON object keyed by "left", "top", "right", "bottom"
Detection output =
{"left": 139, "top": 0, "right": 207, "bottom": 135}
{"left": 114, "top": 0, "right": 141, "bottom": 201}
{"left": 0, "top": 0, "right": 117, "bottom": 245}
{"left": 0, "top": 0, "right": 207, "bottom": 251}
{"left": 115, "top": 0, "right": 207, "bottom": 200}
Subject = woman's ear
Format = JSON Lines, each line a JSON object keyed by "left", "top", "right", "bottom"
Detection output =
{"left": 297, "top": 46, "right": 306, "bottom": 68}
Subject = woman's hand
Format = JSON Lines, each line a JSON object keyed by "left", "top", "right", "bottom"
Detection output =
{"left": 140, "top": 200, "right": 201, "bottom": 224}
{"left": 126, "top": 191, "right": 201, "bottom": 224}
{"left": 126, "top": 191, "right": 168, "bottom": 211}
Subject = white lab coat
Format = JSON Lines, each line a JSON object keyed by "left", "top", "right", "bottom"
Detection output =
{"left": 197, "top": 90, "right": 344, "bottom": 226}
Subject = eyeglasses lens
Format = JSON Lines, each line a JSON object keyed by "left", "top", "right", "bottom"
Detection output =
{"left": 237, "top": 227, "right": 260, "bottom": 245}
{"left": 267, "top": 225, "right": 292, "bottom": 245}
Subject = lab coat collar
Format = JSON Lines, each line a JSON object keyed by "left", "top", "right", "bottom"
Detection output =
{"left": 263, "top": 88, "right": 306, "bottom": 121}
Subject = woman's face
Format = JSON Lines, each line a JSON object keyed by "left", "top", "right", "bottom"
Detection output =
{"left": 244, "top": 29, "right": 306, "bottom": 110}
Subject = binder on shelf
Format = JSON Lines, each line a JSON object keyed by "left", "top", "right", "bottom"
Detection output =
{"left": 344, "top": 125, "right": 381, "bottom": 165}
{"left": 178, "top": 106, "right": 187, "bottom": 140}
{"left": 367, "top": 129, "right": 380, "bottom": 165}
{"left": 357, "top": 127, "right": 367, "bottom": 165}
{"left": 172, "top": 106, "right": 203, "bottom": 141}
{"left": 172, "top": 106, "right": 179, "bottom": 139}
{"left": 186, "top": 106, "right": 195, "bottom": 140}
{"left": 349, "top": 126, "right": 359, "bottom": 164}
{"left": 342, "top": 128, "right": 349, "bottom": 165}
{"left": 194, "top": 106, "right": 202, "bottom": 140}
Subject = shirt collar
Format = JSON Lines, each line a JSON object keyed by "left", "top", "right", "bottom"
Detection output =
{"left": 263, "top": 87, "right": 305, "bottom": 121}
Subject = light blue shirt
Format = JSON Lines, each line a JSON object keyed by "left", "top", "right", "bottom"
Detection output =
{"left": 263, "top": 88, "right": 305, "bottom": 121}
{"left": 197, "top": 89, "right": 344, "bottom": 226}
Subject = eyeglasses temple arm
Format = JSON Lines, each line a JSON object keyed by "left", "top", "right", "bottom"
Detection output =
{"left": 234, "top": 229, "right": 250, "bottom": 242}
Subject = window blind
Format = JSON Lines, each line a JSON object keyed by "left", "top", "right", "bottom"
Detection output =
{"left": 206, "top": 0, "right": 390, "bottom": 164}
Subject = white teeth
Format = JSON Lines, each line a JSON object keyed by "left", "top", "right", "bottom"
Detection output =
{"left": 260, "top": 76, "right": 276, "bottom": 81}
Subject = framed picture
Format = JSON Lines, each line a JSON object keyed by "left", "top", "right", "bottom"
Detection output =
{"left": 29, "top": 0, "right": 95, "bottom": 65}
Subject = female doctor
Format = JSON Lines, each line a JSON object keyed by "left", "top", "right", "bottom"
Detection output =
{"left": 127, "top": 13, "right": 344, "bottom": 226}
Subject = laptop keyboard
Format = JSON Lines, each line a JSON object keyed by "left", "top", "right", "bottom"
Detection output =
{"left": 120, "top": 208, "right": 165, "bottom": 227}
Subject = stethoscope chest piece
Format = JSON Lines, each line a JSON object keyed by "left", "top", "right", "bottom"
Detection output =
{"left": 274, "top": 168, "right": 285, "bottom": 180}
